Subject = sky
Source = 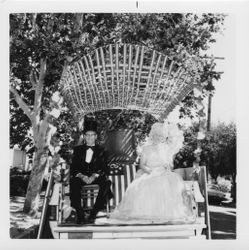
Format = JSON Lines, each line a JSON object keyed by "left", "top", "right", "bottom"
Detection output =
{"left": 207, "top": 14, "right": 236, "bottom": 125}
{"left": 165, "top": 14, "right": 236, "bottom": 127}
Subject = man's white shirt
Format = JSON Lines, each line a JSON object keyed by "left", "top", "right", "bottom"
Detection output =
{"left": 85, "top": 148, "right": 93, "bottom": 163}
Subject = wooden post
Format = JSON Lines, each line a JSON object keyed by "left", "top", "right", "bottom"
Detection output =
{"left": 205, "top": 92, "right": 212, "bottom": 186}
{"left": 207, "top": 93, "right": 212, "bottom": 132}
{"left": 203, "top": 166, "right": 211, "bottom": 239}
{"left": 37, "top": 170, "right": 54, "bottom": 239}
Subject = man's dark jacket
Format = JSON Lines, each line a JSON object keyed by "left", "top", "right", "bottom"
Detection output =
{"left": 70, "top": 144, "right": 108, "bottom": 179}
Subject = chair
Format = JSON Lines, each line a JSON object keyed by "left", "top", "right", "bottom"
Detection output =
{"left": 80, "top": 162, "right": 137, "bottom": 216}
{"left": 79, "top": 129, "right": 137, "bottom": 215}
{"left": 81, "top": 184, "right": 100, "bottom": 211}
{"left": 174, "top": 166, "right": 211, "bottom": 239}
{"left": 81, "top": 182, "right": 112, "bottom": 216}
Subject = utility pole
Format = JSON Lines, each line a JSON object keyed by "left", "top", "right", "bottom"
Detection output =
{"left": 207, "top": 93, "right": 212, "bottom": 132}
{"left": 205, "top": 92, "right": 213, "bottom": 186}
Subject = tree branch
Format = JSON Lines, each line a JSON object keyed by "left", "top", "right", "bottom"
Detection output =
{"left": 33, "top": 58, "right": 47, "bottom": 122}
{"left": 10, "top": 85, "right": 33, "bottom": 121}
{"left": 74, "top": 14, "right": 84, "bottom": 33}
{"left": 29, "top": 70, "right": 37, "bottom": 90}
{"left": 38, "top": 58, "right": 47, "bottom": 83}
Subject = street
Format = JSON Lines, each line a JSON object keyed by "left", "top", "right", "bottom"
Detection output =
{"left": 209, "top": 204, "right": 236, "bottom": 239}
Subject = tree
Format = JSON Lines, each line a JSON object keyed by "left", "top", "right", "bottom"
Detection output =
{"left": 10, "top": 13, "right": 133, "bottom": 215}
{"left": 10, "top": 13, "right": 226, "bottom": 215}
{"left": 203, "top": 122, "right": 236, "bottom": 200}
{"left": 10, "top": 13, "right": 86, "bottom": 215}
{"left": 174, "top": 123, "right": 199, "bottom": 169}
{"left": 174, "top": 122, "right": 236, "bottom": 200}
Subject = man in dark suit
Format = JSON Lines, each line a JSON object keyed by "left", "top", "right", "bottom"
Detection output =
{"left": 69, "top": 120, "right": 112, "bottom": 224}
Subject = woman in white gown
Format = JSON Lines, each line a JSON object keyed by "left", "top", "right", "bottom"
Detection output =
{"left": 108, "top": 122, "right": 197, "bottom": 224}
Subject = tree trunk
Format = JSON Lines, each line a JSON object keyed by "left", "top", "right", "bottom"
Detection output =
{"left": 23, "top": 149, "right": 48, "bottom": 216}
{"left": 10, "top": 58, "right": 63, "bottom": 216}
{"left": 23, "top": 115, "right": 57, "bottom": 215}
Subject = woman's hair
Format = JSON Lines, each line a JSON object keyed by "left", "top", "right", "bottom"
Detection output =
{"left": 149, "top": 123, "right": 167, "bottom": 143}
{"left": 165, "top": 122, "right": 184, "bottom": 154}
{"left": 149, "top": 122, "right": 184, "bottom": 153}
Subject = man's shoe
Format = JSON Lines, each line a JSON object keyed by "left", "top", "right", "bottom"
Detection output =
{"left": 88, "top": 210, "right": 98, "bottom": 224}
{"left": 87, "top": 214, "right": 96, "bottom": 224}
{"left": 76, "top": 208, "right": 86, "bottom": 224}
{"left": 76, "top": 216, "right": 86, "bottom": 224}
{"left": 65, "top": 210, "right": 78, "bottom": 224}
{"left": 87, "top": 217, "right": 95, "bottom": 224}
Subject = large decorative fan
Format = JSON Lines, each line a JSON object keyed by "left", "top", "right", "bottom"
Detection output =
{"left": 60, "top": 43, "right": 200, "bottom": 120}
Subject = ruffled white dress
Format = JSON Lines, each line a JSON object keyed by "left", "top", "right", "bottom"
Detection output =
{"left": 108, "top": 143, "right": 196, "bottom": 224}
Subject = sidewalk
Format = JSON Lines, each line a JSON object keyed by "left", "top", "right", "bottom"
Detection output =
{"left": 10, "top": 196, "right": 41, "bottom": 238}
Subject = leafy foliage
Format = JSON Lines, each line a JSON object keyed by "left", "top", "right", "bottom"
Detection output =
{"left": 10, "top": 100, "right": 32, "bottom": 150}
{"left": 174, "top": 123, "right": 199, "bottom": 168}
{"left": 9, "top": 167, "right": 48, "bottom": 196}
{"left": 10, "top": 13, "right": 226, "bottom": 153}
{"left": 202, "top": 122, "right": 236, "bottom": 179}
{"left": 9, "top": 167, "right": 30, "bottom": 196}
{"left": 85, "top": 109, "right": 157, "bottom": 145}
{"left": 174, "top": 122, "right": 236, "bottom": 181}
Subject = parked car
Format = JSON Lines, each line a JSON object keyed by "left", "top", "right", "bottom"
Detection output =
{"left": 207, "top": 184, "right": 231, "bottom": 204}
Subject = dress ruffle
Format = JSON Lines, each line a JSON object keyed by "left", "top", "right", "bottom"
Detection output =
{"left": 108, "top": 167, "right": 197, "bottom": 224}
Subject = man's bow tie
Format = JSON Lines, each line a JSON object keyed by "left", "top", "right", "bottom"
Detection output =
{"left": 86, "top": 145, "right": 95, "bottom": 150}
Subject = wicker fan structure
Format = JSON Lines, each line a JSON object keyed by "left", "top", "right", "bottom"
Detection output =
{"left": 60, "top": 43, "right": 200, "bottom": 120}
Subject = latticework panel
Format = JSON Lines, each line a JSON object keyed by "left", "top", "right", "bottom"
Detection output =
{"left": 60, "top": 43, "right": 199, "bottom": 119}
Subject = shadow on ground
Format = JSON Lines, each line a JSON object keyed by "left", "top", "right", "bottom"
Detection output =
{"left": 210, "top": 205, "right": 236, "bottom": 239}
{"left": 10, "top": 196, "right": 42, "bottom": 238}
{"left": 10, "top": 196, "right": 236, "bottom": 239}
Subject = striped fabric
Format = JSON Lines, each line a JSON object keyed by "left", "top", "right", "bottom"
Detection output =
{"left": 108, "top": 162, "right": 137, "bottom": 208}
{"left": 80, "top": 162, "right": 137, "bottom": 210}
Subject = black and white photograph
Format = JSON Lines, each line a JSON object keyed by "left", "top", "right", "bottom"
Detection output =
{"left": 1, "top": 0, "right": 249, "bottom": 249}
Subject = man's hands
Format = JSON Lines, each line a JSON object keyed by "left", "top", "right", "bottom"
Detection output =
{"left": 76, "top": 173, "right": 99, "bottom": 184}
